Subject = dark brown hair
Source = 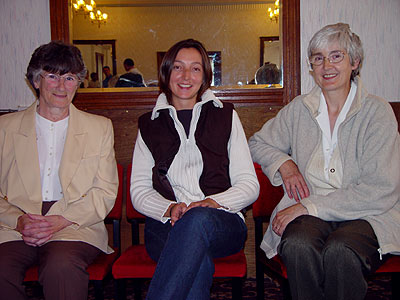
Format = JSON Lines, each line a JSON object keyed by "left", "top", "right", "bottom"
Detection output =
{"left": 158, "top": 39, "right": 213, "bottom": 104}
{"left": 26, "top": 40, "right": 86, "bottom": 97}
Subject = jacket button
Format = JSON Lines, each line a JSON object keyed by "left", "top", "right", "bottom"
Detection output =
{"left": 3, "top": 196, "right": 7, "bottom": 201}
{"left": 330, "top": 168, "right": 335, "bottom": 173}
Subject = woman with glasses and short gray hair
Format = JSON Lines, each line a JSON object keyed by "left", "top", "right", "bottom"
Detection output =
{"left": 249, "top": 23, "right": 400, "bottom": 300}
{"left": 0, "top": 41, "right": 118, "bottom": 300}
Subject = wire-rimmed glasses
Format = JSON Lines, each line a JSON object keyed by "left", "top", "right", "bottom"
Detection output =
{"left": 309, "top": 51, "right": 346, "bottom": 66}
{"left": 40, "top": 73, "right": 80, "bottom": 88}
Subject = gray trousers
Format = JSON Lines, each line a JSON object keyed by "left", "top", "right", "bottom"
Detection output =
{"left": 0, "top": 240, "right": 101, "bottom": 300}
{"left": 278, "top": 215, "right": 384, "bottom": 300}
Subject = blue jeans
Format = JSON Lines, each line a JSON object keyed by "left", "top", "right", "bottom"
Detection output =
{"left": 145, "top": 207, "right": 247, "bottom": 300}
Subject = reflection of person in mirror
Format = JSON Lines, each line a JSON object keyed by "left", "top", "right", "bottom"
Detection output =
{"left": 88, "top": 72, "right": 100, "bottom": 88}
{"left": 115, "top": 58, "right": 146, "bottom": 87}
{"left": 249, "top": 23, "right": 400, "bottom": 300}
{"left": 255, "top": 62, "right": 281, "bottom": 84}
{"left": 130, "top": 38, "right": 259, "bottom": 299}
{"left": 0, "top": 41, "right": 119, "bottom": 300}
{"left": 80, "top": 71, "right": 89, "bottom": 88}
{"left": 102, "top": 66, "right": 113, "bottom": 87}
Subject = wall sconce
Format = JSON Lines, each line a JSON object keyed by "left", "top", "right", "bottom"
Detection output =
{"left": 268, "top": 0, "right": 280, "bottom": 23}
{"left": 90, "top": 10, "right": 108, "bottom": 28}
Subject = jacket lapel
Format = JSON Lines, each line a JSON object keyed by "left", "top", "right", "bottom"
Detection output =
{"left": 59, "top": 105, "right": 87, "bottom": 197}
{"left": 13, "top": 102, "right": 42, "bottom": 204}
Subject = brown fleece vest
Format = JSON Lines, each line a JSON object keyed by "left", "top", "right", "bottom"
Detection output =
{"left": 138, "top": 101, "right": 233, "bottom": 200}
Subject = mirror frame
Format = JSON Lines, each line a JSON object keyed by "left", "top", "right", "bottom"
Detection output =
{"left": 49, "top": 0, "right": 300, "bottom": 109}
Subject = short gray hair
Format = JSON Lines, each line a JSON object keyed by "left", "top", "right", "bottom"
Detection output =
{"left": 307, "top": 23, "right": 363, "bottom": 81}
{"left": 26, "top": 41, "right": 87, "bottom": 98}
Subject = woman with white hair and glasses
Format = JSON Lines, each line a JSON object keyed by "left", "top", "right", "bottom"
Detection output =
{"left": 249, "top": 23, "right": 400, "bottom": 300}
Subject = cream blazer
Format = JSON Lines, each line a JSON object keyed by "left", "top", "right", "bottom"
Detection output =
{"left": 0, "top": 102, "right": 118, "bottom": 253}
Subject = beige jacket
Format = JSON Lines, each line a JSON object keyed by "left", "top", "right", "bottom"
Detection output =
{"left": 0, "top": 102, "right": 118, "bottom": 253}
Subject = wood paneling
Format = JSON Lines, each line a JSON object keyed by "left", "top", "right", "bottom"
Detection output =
{"left": 76, "top": 103, "right": 282, "bottom": 166}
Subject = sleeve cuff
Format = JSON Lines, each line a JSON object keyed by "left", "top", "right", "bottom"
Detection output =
{"left": 301, "top": 198, "right": 318, "bottom": 216}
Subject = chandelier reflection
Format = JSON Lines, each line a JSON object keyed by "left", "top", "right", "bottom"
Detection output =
{"left": 73, "top": 0, "right": 108, "bottom": 27}
{"left": 90, "top": 10, "right": 108, "bottom": 28}
{"left": 268, "top": 0, "right": 280, "bottom": 23}
{"left": 73, "top": 0, "right": 95, "bottom": 16}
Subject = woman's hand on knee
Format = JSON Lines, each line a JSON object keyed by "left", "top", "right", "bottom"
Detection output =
{"left": 187, "top": 198, "right": 222, "bottom": 210}
{"left": 169, "top": 202, "right": 188, "bottom": 226}
{"left": 279, "top": 160, "right": 310, "bottom": 202}
{"left": 272, "top": 203, "right": 308, "bottom": 236}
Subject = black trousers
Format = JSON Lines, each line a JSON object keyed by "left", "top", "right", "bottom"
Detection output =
{"left": 278, "top": 215, "right": 384, "bottom": 300}
{"left": 0, "top": 240, "right": 101, "bottom": 300}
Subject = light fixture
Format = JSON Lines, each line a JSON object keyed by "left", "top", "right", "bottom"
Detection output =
{"left": 268, "top": 0, "right": 280, "bottom": 23}
{"left": 73, "top": 0, "right": 96, "bottom": 16}
{"left": 73, "top": 0, "right": 109, "bottom": 27}
{"left": 90, "top": 10, "right": 108, "bottom": 28}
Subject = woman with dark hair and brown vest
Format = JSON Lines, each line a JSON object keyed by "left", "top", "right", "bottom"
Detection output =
{"left": 130, "top": 39, "right": 259, "bottom": 300}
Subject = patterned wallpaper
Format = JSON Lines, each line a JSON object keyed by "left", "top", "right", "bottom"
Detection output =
{"left": 1, "top": 0, "right": 399, "bottom": 109}
{"left": 0, "top": 0, "right": 50, "bottom": 110}
{"left": 300, "top": 0, "right": 400, "bottom": 101}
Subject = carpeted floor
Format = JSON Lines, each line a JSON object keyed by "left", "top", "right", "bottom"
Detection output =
{"left": 25, "top": 274, "right": 393, "bottom": 299}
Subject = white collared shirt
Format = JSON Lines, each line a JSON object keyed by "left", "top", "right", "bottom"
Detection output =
{"left": 35, "top": 113, "right": 69, "bottom": 202}
{"left": 316, "top": 81, "right": 356, "bottom": 181}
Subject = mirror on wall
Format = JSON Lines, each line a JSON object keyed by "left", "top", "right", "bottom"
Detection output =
{"left": 50, "top": 0, "right": 300, "bottom": 105}
{"left": 69, "top": 0, "right": 282, "bottom": 89}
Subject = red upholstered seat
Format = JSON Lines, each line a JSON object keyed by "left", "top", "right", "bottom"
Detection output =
{"left": 253, "top": 162, "right": 400, "bottom": 300}
{"left": 270, "top": 255, "right": 287, "bottom": 278}
{"left": 112, "top": 244, "right": 156, "bottom": 279}
{"left": 23, "top": 265, "right": 39, "bottom": 282}
{"left": 376, "top": 256, "right": 400, "bottom": 273}
{"left": 214, "top": 251, "right": 247, "bottom": 278}
{"left": 87, "top": 248, "right": 120, "bottom": 281}
{"left": 112, "top": 164, "right": 247, "bottom": 300}
{"left": 23, "top": 163, "right": 123, "bottom": 300}
{"left": 112, "top": 244, "right": 246, "bottom": 279}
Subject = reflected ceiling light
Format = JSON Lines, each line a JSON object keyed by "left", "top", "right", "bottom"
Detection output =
{"left": 73, "top": 0, "right": 96, "bottom": 16}
{"left": 90, "top": 10, "right": 108, "bottom": 28}
{"left": 73, "top": 0, "right": 109, "bottom": 27}
{"left": 268, "top": 0, "right": 279, "bottom": 23}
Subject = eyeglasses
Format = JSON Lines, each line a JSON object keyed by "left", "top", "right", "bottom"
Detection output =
{"left": 40, "top": 73, "right": 80, "bottom": 87}
{"left": 309, "top": 51, "right": 346, "bottom": 66}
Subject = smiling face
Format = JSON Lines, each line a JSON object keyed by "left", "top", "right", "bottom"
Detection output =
{"left": 311, "top": 41, "right": 359, "bottom": 96}
{"left": 169, "top": 48, "right": 204, "bottom": 110}
{"left": 34, "top": 72, "right": 79, "bottom": 120}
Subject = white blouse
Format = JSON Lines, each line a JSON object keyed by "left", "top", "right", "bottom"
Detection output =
{"left": 35, "top": 113, "right": 68, "bottom": 202}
